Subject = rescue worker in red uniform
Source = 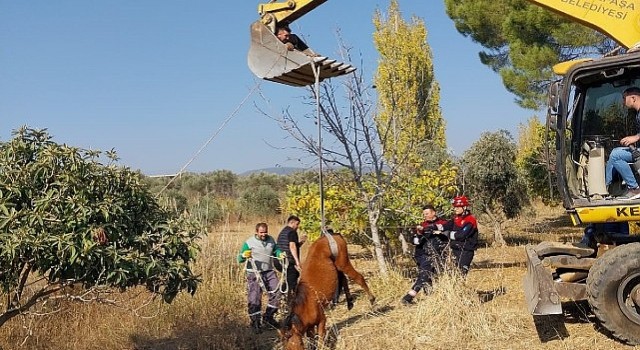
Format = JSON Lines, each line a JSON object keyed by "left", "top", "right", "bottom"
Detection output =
{"left": 442, "top": 195, "right": 478, "bottom": 275}
{"left": 401, "top": 204, "right": 449, "bottom": 305}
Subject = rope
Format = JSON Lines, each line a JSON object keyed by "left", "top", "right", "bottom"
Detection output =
{"left": 156, "top": 28, "right": 305, "bottom": 196}
{"left": 279, "top": 256, "right": 289, "bottom": 294}
{"left": 157, "top": 80, "right": 263, "bottom": 195}
{"left": 245, "top": 252, "right": 289, "bottom": 295}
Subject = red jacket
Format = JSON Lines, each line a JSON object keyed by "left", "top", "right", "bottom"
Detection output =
{"left": 444, "top": 211, "right": 479, "bottom": 251}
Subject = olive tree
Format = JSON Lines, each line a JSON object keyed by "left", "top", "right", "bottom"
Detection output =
{"left": 0, "top": 127, "right": 204, "bottom": 327}
{"left": 463, "top": 130, "right": 528, "bottom": 246}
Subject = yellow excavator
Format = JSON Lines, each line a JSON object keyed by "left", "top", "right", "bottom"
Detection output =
{"left": 247, "top": 0, "right": 356, "bottom": 87}
{"left": 247, "top": 0, "right": 640, "bottom": 344}
{"left": 519, "top": 0, "right": 640, "bottom": 345}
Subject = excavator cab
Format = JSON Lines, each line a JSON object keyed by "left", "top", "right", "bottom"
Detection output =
{"left": 247, "top": 0, "right": 356, "bottom": 87}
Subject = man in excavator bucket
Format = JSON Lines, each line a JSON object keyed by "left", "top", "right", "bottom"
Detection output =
{"left": 275, "top": 25, "right": 319, "bottom": 57}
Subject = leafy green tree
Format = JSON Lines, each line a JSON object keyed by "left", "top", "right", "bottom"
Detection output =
{"left": 374, "top": 0, "right": 457, "bottom": 252}
{"left": 157, "top": 188, "right": 189, "bottom": 214}
{"left": 444, "top": 0, "right": 615, "bottom": 109}
{"left": 515, "top": 116, "right": 558, "bottom": 202}
{"left": 463, "top": 130, "right": 528, "bottom": 246}
{"left": 234, "top": 172, "right": 288, "bottom": 220}
{"left": 0, "top": 127, "right": 204, "bottom": 327}
{"left": 285, "top": 172, "right": 368, "bottom": 239}
{"left": 180, "top": 173, "right": 211, "bottom": 198}
{"left": 189, "top": 194, "right": 224, "bottom": 227}
{"left": 239, "top": 172, "right": 288, "bottom": 191}
{"left": 206, "top": 170, "right": 238, "bottom": 198}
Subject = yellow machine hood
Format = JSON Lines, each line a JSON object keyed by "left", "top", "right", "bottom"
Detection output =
{"left": 529, "top": 0, "right": 640, "bottom": 49}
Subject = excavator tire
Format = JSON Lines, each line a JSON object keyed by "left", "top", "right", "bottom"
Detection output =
{"left": 587, "top": 242, "right": 640, "bottom": 345}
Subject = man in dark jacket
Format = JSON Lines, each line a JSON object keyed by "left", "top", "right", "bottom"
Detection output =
{"left": 401, "top": 204, "right": 448, "bottom": 305}
{"left": 275, "top": 26, "right": 319, "bottom": 57}
{"left": 276, "top": 215, "right": 305, "bottom": 297}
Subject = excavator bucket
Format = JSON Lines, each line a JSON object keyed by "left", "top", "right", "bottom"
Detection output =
{"left": 247, "top": 21, "right": 356, "bottom": 87}
{"left": 524, "top": 242, "right": 595, "bottom": 316}
{"left": 523, "top": 245, "right": 563, "bottom": 315}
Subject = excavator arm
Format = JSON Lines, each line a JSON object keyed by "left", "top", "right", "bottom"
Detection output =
{"left": 527, "top": 0, "right": 640, "bottom": 49}
{"left": 258, "top": 0, "right": 328, "bottom": 33}
{"left": 249, "top": 0, "right": 640, "bottom": 87}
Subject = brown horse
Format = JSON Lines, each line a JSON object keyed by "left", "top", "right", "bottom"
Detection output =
{"left": 281, "top": 232, "right": 376, "bottom": 350}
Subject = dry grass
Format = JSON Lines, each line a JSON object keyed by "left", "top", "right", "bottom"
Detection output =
{"left": 1, "top": 207, "right": 640, "bottom": 349}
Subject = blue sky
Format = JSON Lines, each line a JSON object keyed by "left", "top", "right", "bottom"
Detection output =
{"left": 1, "top": 1, "right": 536, "bottom": 175}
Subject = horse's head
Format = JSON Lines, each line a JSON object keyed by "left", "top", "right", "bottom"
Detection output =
{"left": 280, "top": 328, "right": 304, "bottom": 350}
{"left": 279, "top": 313, "right": 304, "bottom": 350}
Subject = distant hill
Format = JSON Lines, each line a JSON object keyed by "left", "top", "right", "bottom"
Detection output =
{"left": 240, "top": 167, "right": 307, "bottom": 176}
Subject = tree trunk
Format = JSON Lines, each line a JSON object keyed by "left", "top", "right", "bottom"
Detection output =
{"left": 483, "top": 209, "right": 507, "bottom": 247}
{"left": 368, "top": 206, "right": 388, "bottom": 277}
{"left": 399, "top": 229, "right": 409, "bottom": 255}
{"left": 0, "top": 283, "right": 63, "bottom": 328}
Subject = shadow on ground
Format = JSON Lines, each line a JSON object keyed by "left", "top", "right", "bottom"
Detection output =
{"left": 532, "top": 300, "right": 599, "bottom": 343}
{"left": 533, "top": 314, "right": 571, "bottom": 342}
{"left": 477, "top": 286, "right": 508, "bottom": 303}
{"left": 130, "top": 318, "right": 280, "bottom": 350}
{"left": 323, "top": 304, "right": 394, "bottom": 350}
{"left": 472, "top": 259, "right": 526, "bottom": 269}
{"left": 503, "top": 212, "right": 583, "bottom": 246}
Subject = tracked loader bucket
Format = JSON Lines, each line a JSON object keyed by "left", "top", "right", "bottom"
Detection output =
{"left": 247, "top": 21, "right": 356, "bottom": 87}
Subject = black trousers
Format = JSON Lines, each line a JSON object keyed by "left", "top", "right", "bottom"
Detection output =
{"left": 411, "top": 243, "right": 443, "bottom": 293}
{"left": 286, "top": 263, "right": 300, "bottom": 293}
{"left": 451, "top": 249, "right": 474, "bottom": 275}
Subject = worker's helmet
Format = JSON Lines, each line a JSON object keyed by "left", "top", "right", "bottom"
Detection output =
{"left": 452, "top": 195, "right": 470, "bottom": 207}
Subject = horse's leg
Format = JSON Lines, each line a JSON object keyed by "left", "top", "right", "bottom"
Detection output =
{"left": 317, "top": 312, "right": 327, "bottom": 349}
{"left": 306, "top": 326, "right": 317, "bottom": 349}
{"left": 306, "top": 326, "right": 315, "bottom": 338}
{"left": 337, "top": 271, "right": 354, "bottom": 310}
{"left": 287, "top": 328, "right": 305, "bottom": 350}
{"left": 335, "top": 258, "right": 376, "bottom": 305}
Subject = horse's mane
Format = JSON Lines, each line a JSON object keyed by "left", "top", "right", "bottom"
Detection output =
{"left": 283, "top": 282, "right": 307, "bottom": 330}
{"left": 293, "top": 282, "right": 308, "bottom": 308}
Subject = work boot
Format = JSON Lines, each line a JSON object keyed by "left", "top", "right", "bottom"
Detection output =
{"left": 263, "top": 306, "right": 280, "bottom": 329}
{"left": 248, "top": 304, "right": 263, "bottom": 334}
{"left": 250, "top": 315, "right": 262, "bottom": 334}
{"left": 263, "top": 316, "right": 280, "bottom": 329}
{"left": 621, "top": 187, "right": 640, "bottom": 200}
{"left": 401, "top": 294, "right": 415, "bottom": 305}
